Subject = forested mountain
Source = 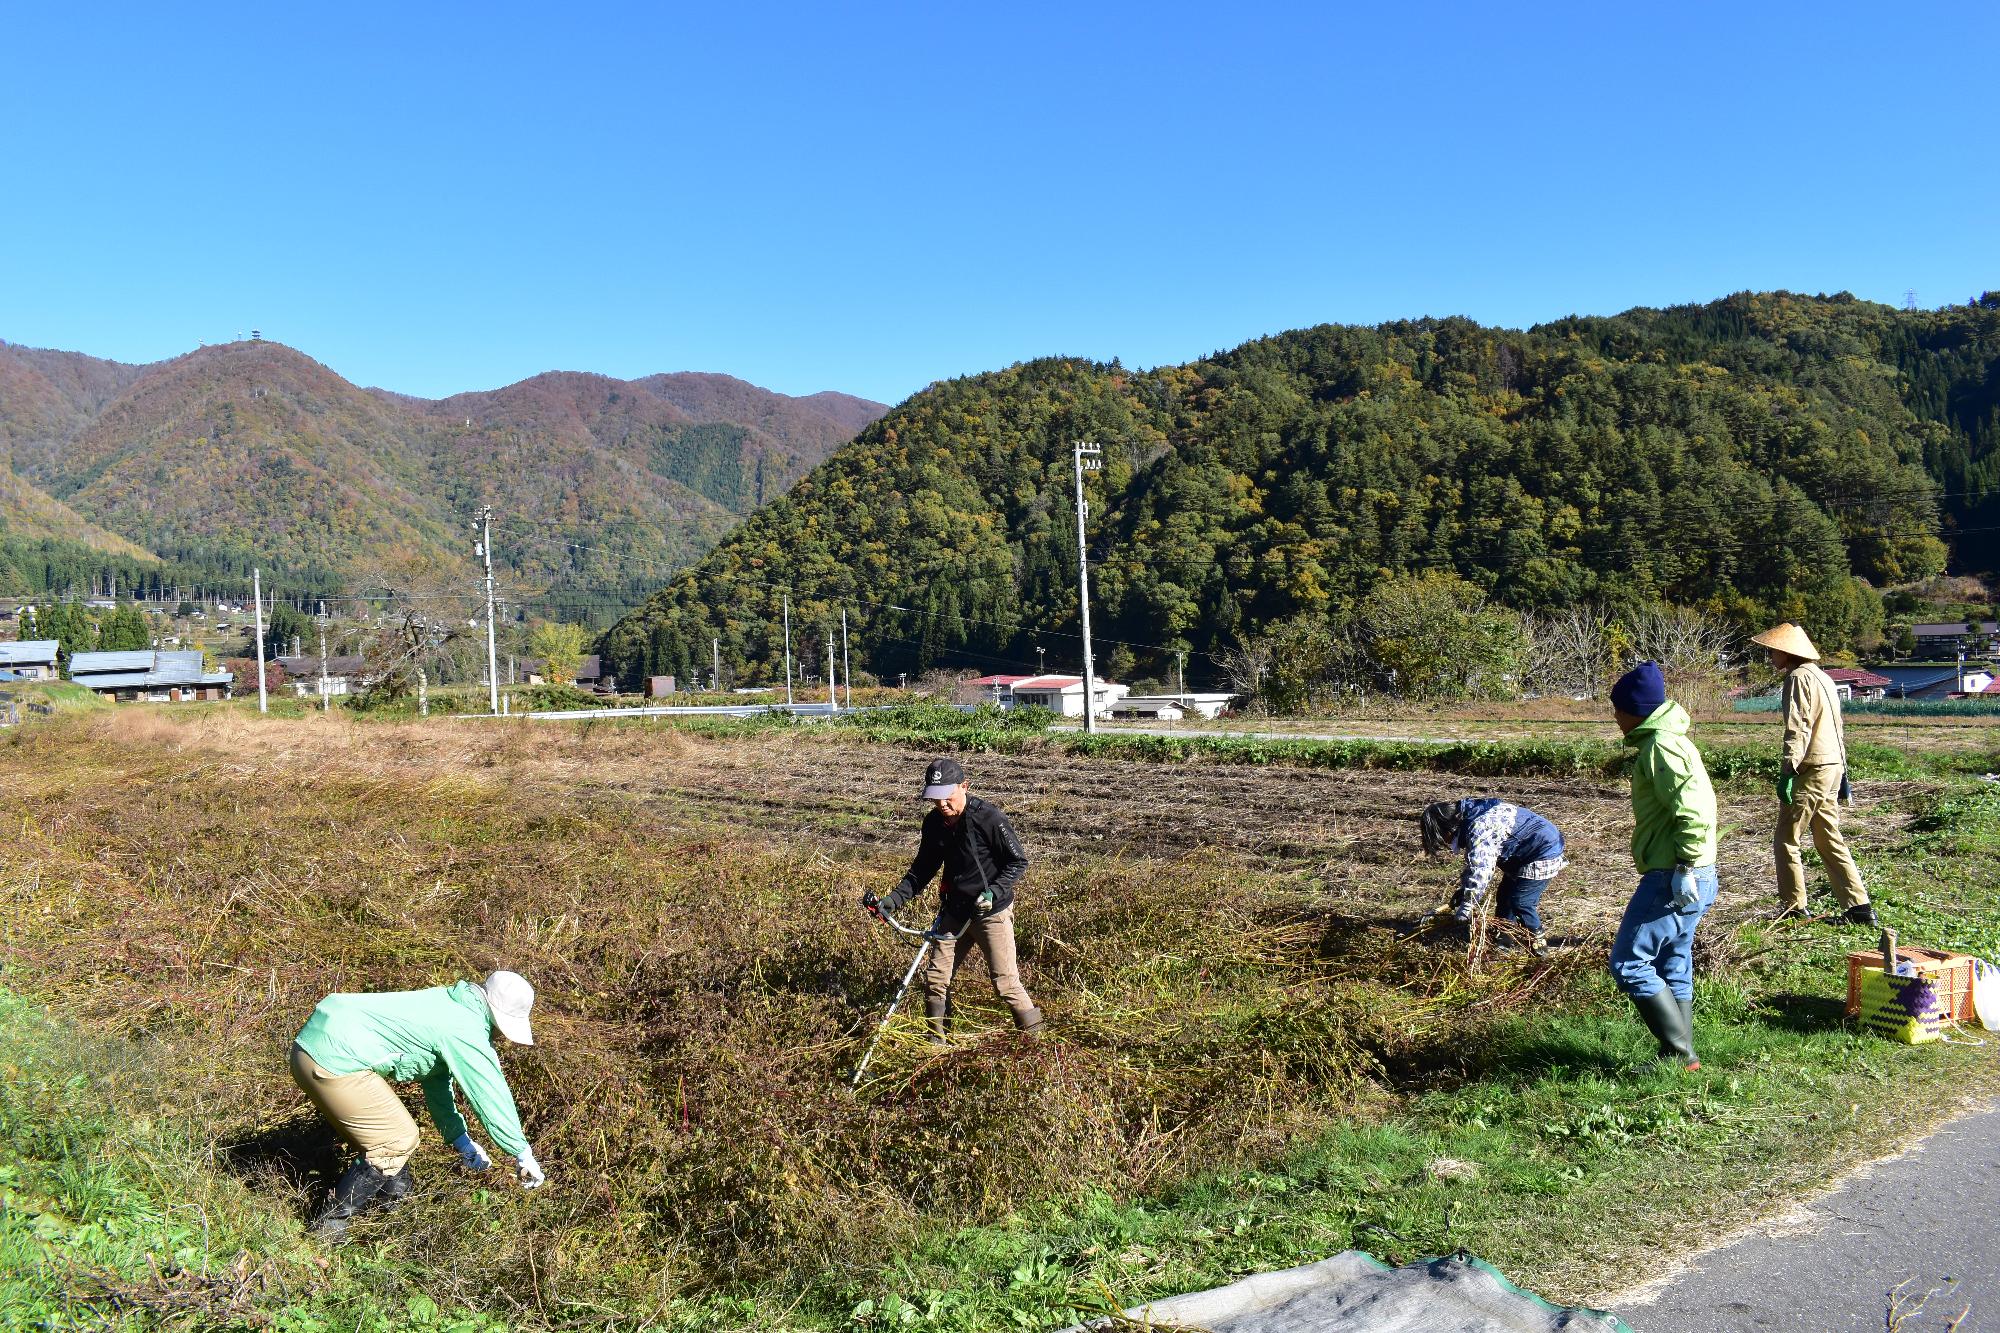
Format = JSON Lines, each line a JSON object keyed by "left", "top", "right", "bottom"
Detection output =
{"left": 0, "top": 338, "right": 886, "bottom": 617}
{"left": 602, "top": 291, "right": 2000, "bottom": 688}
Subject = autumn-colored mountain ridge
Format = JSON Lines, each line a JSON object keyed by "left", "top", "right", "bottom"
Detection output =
{"left": 0, "top": 338, "right": 887, "bottom": 610}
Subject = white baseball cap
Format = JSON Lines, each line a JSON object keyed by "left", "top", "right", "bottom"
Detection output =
{"left": 481, "top": 970, "right": 536, "bottom": 1045}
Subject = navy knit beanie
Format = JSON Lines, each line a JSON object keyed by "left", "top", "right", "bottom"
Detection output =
{"left": 1611, "top": 661, "right": 1667, "bottom": 718}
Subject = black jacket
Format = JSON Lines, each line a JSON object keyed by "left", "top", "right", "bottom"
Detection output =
{"left": 882, "top": 796, "right": 1030, "bottom": 918}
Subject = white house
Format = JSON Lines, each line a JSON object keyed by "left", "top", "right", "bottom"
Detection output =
{"left": 0, "top": 640, "right": 60, "bottom": 681}
{"left": 1115, "top": 691, "right": 1238, "bottom": 721}
{"left": 1007, "top": 674, "right": 1129, "bottom": 718}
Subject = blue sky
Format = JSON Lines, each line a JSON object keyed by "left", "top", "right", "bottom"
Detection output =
{"left": 2, "top": 2, "right": 1994, "bottom": 406}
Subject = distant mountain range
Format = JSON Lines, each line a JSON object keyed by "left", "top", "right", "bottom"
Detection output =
{"left": 0, "top": 337, "right": 886, "bottom": 612}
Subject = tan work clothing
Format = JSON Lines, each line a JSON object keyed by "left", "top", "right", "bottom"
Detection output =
{"left": 289, "top": 1043, "right": 420, "bottom": 1173}
{"left": 922, "top": 904, "right": 1036, "bottom": 1022}
{"left": 1774, "top": 661, "right": 1865, "bottom": 908}
{"left": 1775, "top": 763, "right": 1869, "bottom": 909}
{"left": 1779, "top": 662, "right": 1847, "bottom": 771}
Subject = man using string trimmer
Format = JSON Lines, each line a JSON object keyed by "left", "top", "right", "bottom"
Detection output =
{"left": 862, "top": 757, "right": 1044, "bottom": 1037}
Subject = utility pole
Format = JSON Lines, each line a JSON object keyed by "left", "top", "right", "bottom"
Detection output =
{"left": 1177, "top": 650, "right": 1186, "bottom": 702}
{"left": 1073, "top": 440, "right": 1103, "bottom": 734}
{"left": 1036, "top": 645, "right": 1046, "bottom": 675}
{"left": 316, "top": 600, "right": 330, "bottom": 713}
{"left": 841, "top": 608, "right": 852, "bottom": 710}
{"left": 826, "top": 629, "right": 837, "bottom": 713}
{"left": 712, "top": 637, "right": 721, "bottom": 693}
{"left": 782, "top": 593, "right": 794, "bottom": 707}
{"left": 476, "top": 505, "right": 499, "bottom": 715}
{"left": 252, "top": 568, "right": 268, "bottom": 714}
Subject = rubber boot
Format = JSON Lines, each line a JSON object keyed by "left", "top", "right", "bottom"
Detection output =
{"left": 1012, "top": 1005, "right": 1045, "bottom": 1036}
{"left": 1676, "top": 995, "right": 1698, "bottom": 1067}
{"left": 1629, "top": 991, "right": 1699, "bottom": 1070}
{"left": 310, "top": 1160, "right": 388, "bottom": 1240}
{"left": 923, "top": 994, "right": 950, "bottom": 1043}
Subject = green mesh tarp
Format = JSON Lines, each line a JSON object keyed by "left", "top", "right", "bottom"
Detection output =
{"left": 1060, "top": 1250, "right": 1633, "bottom": 1333}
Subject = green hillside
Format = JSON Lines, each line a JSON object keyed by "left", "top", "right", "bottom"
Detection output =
{"left": 602, "top": 291, "right": 2000, "bottom": 687}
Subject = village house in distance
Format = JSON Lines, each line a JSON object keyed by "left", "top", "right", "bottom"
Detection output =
{"left": 68, "top": 650, "right": 234, "bottom": 703}
{"left": 0, "top": 640, "right": 61, "bottom": 682}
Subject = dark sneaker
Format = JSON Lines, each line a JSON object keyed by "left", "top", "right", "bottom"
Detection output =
{"left": 1843, "top": 903, "right": 1880, "bottom": 927}
{"left": 1775, "top": 907, "right": 1811, "bottom": 922}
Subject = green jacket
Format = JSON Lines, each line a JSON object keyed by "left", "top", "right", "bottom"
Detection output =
{"left": 1624, "top": 700, "right": 1718, "bottom": 872}
{"left": 294, "top": 981, "right": 529, "bottom": 1158}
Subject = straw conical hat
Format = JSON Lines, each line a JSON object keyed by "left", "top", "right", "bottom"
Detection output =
{"left": 1750, "top": 622, "right": 1819, "bottom": 661}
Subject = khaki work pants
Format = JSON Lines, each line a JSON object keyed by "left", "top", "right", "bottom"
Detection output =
{"left": 1774, "top": 763, "right": 1868, "bottom": 911}
{"left": 289, "top": 1043, "right": 420, "bottom": 1173}
{"left": 922, "top": 904, "right": 1036, "bottom": 1021}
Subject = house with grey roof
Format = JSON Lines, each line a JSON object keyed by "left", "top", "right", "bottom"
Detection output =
{"left": 0, "top": 640, "right": 60, "bottom": 681}
{"left": 68, "top": 650, "right": 234, "bottom": 702}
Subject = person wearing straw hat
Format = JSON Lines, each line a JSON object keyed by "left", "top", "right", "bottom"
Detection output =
{"left": 1751, "top": 621, "right": 1875, "bottom": 927}
{"left": 289, "top": 970, "right": 546, "bottom": 1239}
{"left": 1609, "top": 661, "right": 1719, "bottom": 1069}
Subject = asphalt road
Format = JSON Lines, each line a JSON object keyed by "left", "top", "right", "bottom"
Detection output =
{"left": 1615, "top": 1099, "right": 2000, "bottom": 1331}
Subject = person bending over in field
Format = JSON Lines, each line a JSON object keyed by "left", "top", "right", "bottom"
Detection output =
{"left": 1609, "top": 661, "right": 1720, "bottom": 1071}
{"left": 1420, "top": 797, "right": 1567, "bottom": 956}
{"left": 289, "top": 970, "right": 545, "bottom": 1239}
{"left": 862, "top": 756, "right": 1044, "bottom": 1037}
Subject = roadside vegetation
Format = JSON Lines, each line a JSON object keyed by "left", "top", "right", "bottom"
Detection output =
{"left": 3, "top": 706, "right": 1997, "bottom": 1329}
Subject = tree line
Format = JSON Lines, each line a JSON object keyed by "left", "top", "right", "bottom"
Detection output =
{"left": 601, "top": 292, "right": 2000, "bottom": 691}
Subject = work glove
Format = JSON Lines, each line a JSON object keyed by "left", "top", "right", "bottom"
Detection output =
{"left": 1669, "top": 864, "right": 1700, "bottom": 912}
{"left": 860, "top": 890, "right": 882, "bottom": 917}
{"left": 1450, "top": 889, "right": 1475, "bottom": 923}
{"left": 452, "top": 1132, "right": 491, "bottom": 1171}
{"left": 1776, "top": 773, "right": 1796, "bottom": 805}
{"left": 975, "top": 888, "right": 996, "bottom": 917}
{"left": 517, "top": 1148, "right": 546, "bottom": 1191}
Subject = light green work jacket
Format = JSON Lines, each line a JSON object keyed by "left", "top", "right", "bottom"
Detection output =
{"left": 294, "top": 981, "right": 529, "bottom": 1158}
{"left": 1624, "top": 700, "right": 1718, "bottom": 872}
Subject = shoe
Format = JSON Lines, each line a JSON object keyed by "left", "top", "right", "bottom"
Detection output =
{"left": 373, "top": 1164, "right": 414, "bottom": 1212}
{"left": 1843, "top": 903, "right": 1880, "bottom": 927}
{"left": 309, "top": 1160, "right": 389, "bottom": 1241}
{"left": 1529, "top": 933, "right": 1550, "bottom": 958}
{"left": 1630, "top": 991, "right": 1699, "bottom": 1069}
{"left": 1774, "top": 907, "right": 1810, "bottom": 922}
{"left": 923, "top": 995, "right": 950, "bottom": 1043}
{"left": 1013, "top": 1005, "right": 1045, "bottom": 1035}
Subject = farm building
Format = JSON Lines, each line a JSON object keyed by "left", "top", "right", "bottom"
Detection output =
{"left": 276, "top": 654, "right": 370, "bottom": 699}
{"left": 68, "top": 650, "right": 234, "bottom": 702}
{"left": 0, "top": 640, "right": 60, "bottom": 681}
{"left": 1007, "top": 674, "right": 1129, "bottom": 718}
{"left": 518, "top": 654, "right": 615, "bottom": 693}
{"left": 1911, "top": 621, "right": 2000, "bottom": 655}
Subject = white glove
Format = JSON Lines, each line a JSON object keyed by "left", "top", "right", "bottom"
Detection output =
{"left": 517, "top": 1148, "right": 546, "bottom": 1190}
{"left": 452, "top": 1132, "right": 491, "bottom": 1171}
{"left": 1669, "top": 865, "right": 1699, "bottom": 912}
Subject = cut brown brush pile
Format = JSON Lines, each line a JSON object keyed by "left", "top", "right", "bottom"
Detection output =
{"left": 0, "top": 709, "right": 1793, "bottom": 1318}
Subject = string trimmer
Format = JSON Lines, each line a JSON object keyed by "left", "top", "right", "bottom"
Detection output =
{"left": 851, "top": 906, "right": 962, "bottom": 1087}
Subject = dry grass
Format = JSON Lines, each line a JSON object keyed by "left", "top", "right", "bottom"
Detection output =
{"left": 0, "top": 707, "right": 1933, "bottom": 1323}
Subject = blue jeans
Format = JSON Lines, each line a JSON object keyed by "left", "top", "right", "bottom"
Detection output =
{"left": 1496, "top": 873, "right": 1553, "bottom": 933}
{"left": 1609, "top": 865, "right": 1719, "bottom": 1000}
